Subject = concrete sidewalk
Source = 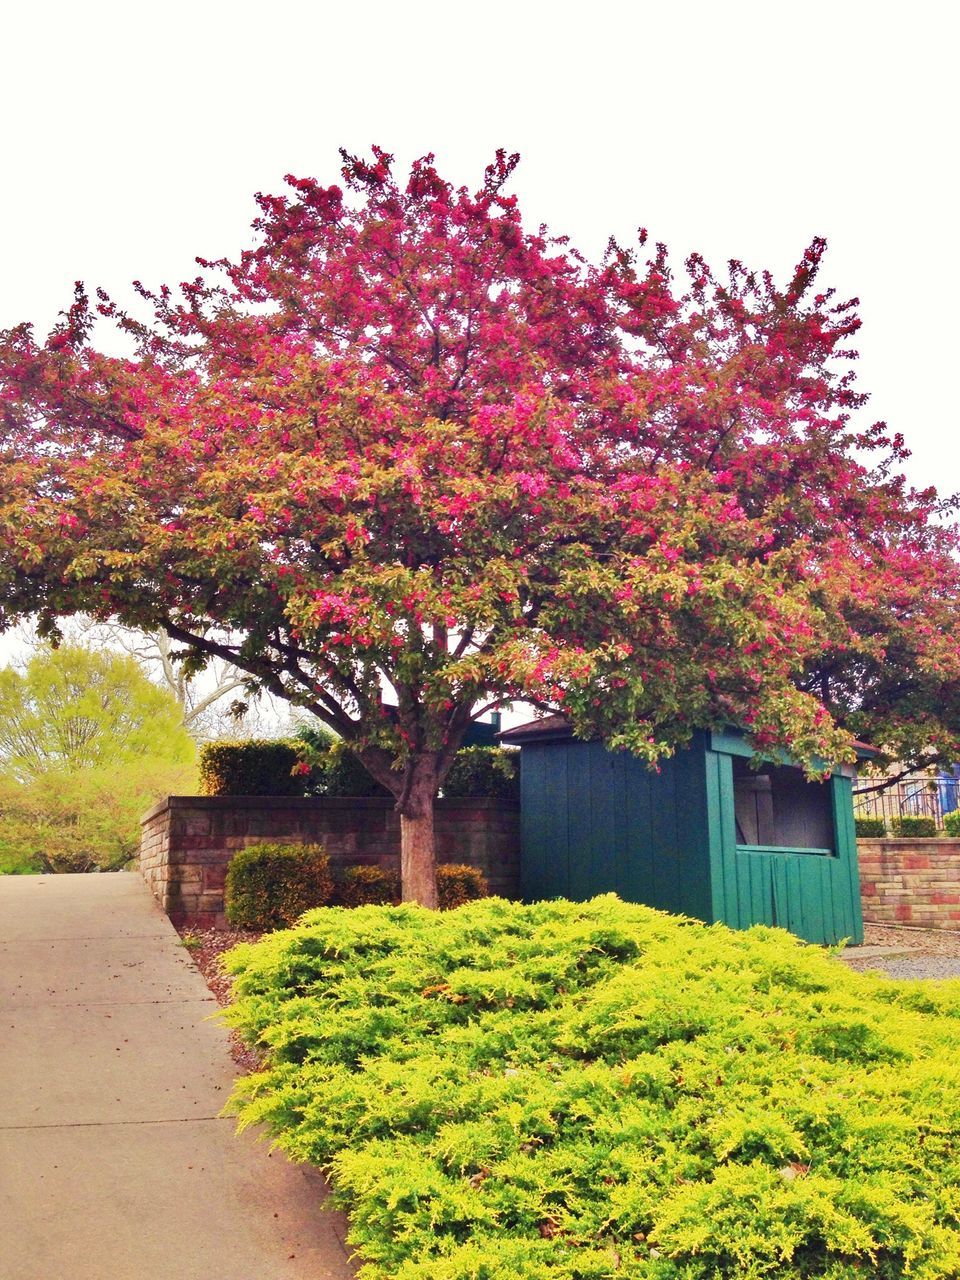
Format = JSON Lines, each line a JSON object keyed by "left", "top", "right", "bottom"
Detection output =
{"left": 0, "top": 874, "right": 354, "bottom": 1280}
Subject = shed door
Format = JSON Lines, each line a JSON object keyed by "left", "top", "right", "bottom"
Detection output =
{"left": 714, "top": 753, "right": 863, "bottom": 945}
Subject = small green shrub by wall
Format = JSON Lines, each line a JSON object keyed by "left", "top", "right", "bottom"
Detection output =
{"left": 224, "top": 843, "right": 333, "bottom": 929}
{"left": 199, "top": 740, "right": 302, "bottom": 797}
{"left": 855, "top": 816, "right": 887, "bottom": 838}
{"left": 436, "top": 862, "right": 488, "bottom": 909}
{"left": 890, "top": 815, "right": 939, "bottom": 838}
{"left": 945, "top": 810, "right": 960, "bottom": 837}
{"left": 341, "top": 865, "right": 401, "bottom": 907}
{"left": 442, "top": 746, "right": 519, "bottom": 800}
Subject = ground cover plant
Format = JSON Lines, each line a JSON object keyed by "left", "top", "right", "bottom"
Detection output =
{"left": 223, "top": 895, "right": 960, "bottom": 1279}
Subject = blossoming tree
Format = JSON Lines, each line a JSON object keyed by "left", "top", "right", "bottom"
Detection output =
{"left": 2, "top": 149, "right": 958, "bottom": 903}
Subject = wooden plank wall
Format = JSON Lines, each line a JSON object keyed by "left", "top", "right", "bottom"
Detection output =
{"left": 521, "top": 739, "right": 864, "bottom": 945}
{"left": 719, "top": 758, "right": 863, "bottom": 945}
{"left": 519, "top": 740, "right": 713, "bottom": 920}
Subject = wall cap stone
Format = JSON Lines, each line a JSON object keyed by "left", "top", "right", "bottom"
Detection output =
{"left": 141, "top": 793, "right": 520, "bottom": 825}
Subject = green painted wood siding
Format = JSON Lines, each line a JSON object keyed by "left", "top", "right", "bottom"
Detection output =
{"left": 519, "top": 738, "right": 713, "bottom": 919}
{"left": 518, "top": 734, "right": 864, "bottom": 946}
{"left": 710, "top": 748, "right": 863, "bottom": 945}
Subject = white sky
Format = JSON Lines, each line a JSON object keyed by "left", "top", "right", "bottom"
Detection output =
{"left": 0, "top": 0, "right": 956, "bottom": 543}
{"left": 2, "top": 0, "right": 956, "bottom": 492}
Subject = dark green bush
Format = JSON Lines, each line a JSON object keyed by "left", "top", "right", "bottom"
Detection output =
{"left": 225, "top": 896, "right": 960, "bottom": 1280}
{"left": 341, "top": 864, "right": 401, "bottom": 907}
{"left": 291, "top": 723, "right": 337, "bottom": 795}
{"left": 945, "top": 810, "right": 960, "bottom": 837}
{"left": 436, "top": 862, "right": 488, "bottom": 908}
{"left": 855, "top": 816, "right": 887, "bottom": 838}
{"left": 441, "top": 746, "right": 519, "bottom": 800}
{"left": 291, "top": 732, "right": 518, "bottom": 801}
{"left": 199, "top": 740, "right": 302, "bottom": 797}
{"left": 322, "top": 740, "right": 392, "bottom": 797}
{"left": 890, "top": 815, "right": 938, "bottom": 838}
{"left": 294, "top": 723, "right": 338, "bottom": 754}
{"left": 224, "top": 842, "right": 333, "bottom": 929}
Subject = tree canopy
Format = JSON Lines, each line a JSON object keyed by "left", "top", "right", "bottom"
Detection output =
{"left": 2, "top": 148, "right": 958, "bottom": 901}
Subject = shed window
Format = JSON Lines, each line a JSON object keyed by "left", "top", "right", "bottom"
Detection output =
{"left": 732, "top": 757, "right": 835, "bottom": 853}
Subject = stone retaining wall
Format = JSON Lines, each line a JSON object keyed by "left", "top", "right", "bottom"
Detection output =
{"left": 139, "top": 795, "right": 521, "bottom": 927}
{"left": 858, "top": 838, "right": 960, "bottom": 929}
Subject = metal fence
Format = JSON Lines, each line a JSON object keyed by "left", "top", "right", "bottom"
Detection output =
{"left": 853, "top": 774, "right": 960, "bottom": 829}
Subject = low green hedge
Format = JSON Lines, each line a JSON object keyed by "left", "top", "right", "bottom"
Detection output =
{"left": 341, "top": 865, "right": 401, "bottom": 907}
{"left": 944, "top": 810, "right": 960, "bottom": 837}
{"left": 890, "top": 815, "right": 939, "bottom": 838}
{"left": 436, "top": 862, "right": 488, "bottom": 909}
{"left": 292, "top": 727, "right": 392, "bottom": 797}
{"left": 224, "top": 896, "right": 960, "bottom": 1279}
{"left": 854, "top": 816, "right": 887, "bottom": 838}
{"left": 200, "top": 732, "right": 519, "bottom": 801}
{"left": 199, "top": 740, "right": 302, "bottom": 797}
{"left": 322, "top": 739, "right": 393, "bottom": 797}
{"left": 442, "top": 747, "right": 520, "bottom": 801}
{"left": 224, "top": 842, "right": 333, "bottom": 929}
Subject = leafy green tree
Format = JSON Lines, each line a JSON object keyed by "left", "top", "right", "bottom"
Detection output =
{"left": 0, "top": 646, "right": 195, "bottom": 782}
{"left": 0, "top": 646, "right": 196, "bottom": 872}
{"left": 0, "top": 762, "right": 197, "bottom": 873}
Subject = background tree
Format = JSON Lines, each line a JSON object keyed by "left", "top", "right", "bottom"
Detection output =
{"left": 0, "top": 646, "right": 195, "bottom": 781}
{"left": 0, "top": 763, "right": 196, "bottom": 873}
{"left": 0, "top": 646, "right": 196, "bottom": 872}
{"left": 1, "top": 150, "right": 958, "bottom": 903}
{"left": 6, "top": 616, "right": 285, "bottom": 741}
{"left": 66, "top": 619, "right": 286, "bottom": 740}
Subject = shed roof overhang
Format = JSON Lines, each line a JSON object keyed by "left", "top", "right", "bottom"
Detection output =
{"left": 498, "top": 715, "right": 877, "bottom": 772}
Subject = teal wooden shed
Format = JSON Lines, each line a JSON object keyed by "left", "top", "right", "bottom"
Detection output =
{"left": 499, "top": 717, "right": 867, "bottom": 945}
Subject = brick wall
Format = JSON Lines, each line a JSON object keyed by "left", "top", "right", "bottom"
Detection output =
{"left": 858, "top": 839, "right": 960, "bottom": 929}
{"left": 139, "top": 795, "right": 521, "bottom": 927}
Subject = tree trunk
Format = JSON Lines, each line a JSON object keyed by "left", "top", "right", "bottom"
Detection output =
{"left": 399, "top": 770, "right": 439, "bottom": 908}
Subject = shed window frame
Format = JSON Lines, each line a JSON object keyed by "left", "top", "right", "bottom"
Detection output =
{"left": 731, "top": 756, "right": 837, "bottom": 858}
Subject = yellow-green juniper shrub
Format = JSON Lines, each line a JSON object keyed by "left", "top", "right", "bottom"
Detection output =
{"left": 223, "top": 895, "right": 960, "bottom": 1279}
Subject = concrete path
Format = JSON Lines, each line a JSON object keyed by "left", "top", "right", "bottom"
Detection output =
{"left": 0, "top": 874, "right": 354, "bottom": 1280}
